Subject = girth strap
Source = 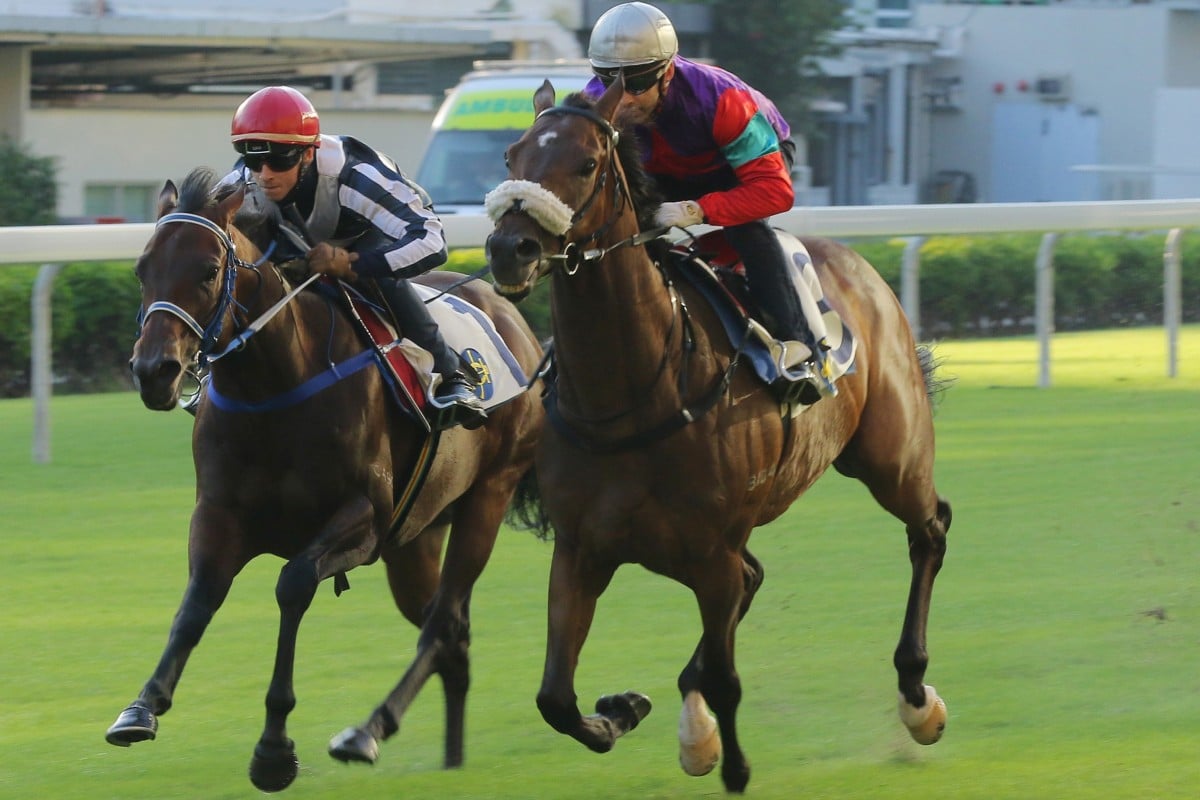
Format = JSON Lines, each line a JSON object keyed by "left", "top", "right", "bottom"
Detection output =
{"left": 542, "top": 361, "right": 737, "bottom": 455}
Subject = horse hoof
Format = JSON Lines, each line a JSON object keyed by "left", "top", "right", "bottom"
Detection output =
{"left": 595, "top": 691, "right": 652, "bottom": 732}
{"left": 105, "top": 703, "right": 158, "bottom": 747}
{"left": 328, "top": 726, "right": 379, "bottom": 765}
{"left": 678, "top": 691, "right": 721, "bottom": 776}
{"left": 898, "top": 685, "right": 947, "bottom": 745}
{"left": 249, "top": 739, "right": 299, "bottom": 792}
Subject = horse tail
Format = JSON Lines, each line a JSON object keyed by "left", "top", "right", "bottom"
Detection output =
{"left": 505, "top": 465, "right": 554, "bottom": 541}
{"left": 915, "top": 342, "right": 955, "bottom": 410}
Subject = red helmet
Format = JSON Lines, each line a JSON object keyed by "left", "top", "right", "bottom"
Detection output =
{"left": 230, "top": 86, "right": 321, "bottom": 147}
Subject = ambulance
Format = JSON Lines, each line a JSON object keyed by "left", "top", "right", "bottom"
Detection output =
{"left": 415, "top": 60, "right": 592, "bottom": 214}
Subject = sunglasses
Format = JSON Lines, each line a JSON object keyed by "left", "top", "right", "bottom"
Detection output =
{"left": 596, "top": 66, "right": 665, "bottom": 96}
{"left": 241, "top": 147, "right": 307, "bottom": 173}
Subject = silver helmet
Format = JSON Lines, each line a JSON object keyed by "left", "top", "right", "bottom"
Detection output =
{"left": 588, "top": 2, "right": 679, "bottom": 70}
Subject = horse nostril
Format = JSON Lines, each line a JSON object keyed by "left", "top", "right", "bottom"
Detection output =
{"left": 515, "top": 238, "right": 542, "bottom": 264}
{"left": 156, "top": 360, "right": 183, "bottom": 386}
{"left": 131, "top": 357, "right": 182, "bottom": 387}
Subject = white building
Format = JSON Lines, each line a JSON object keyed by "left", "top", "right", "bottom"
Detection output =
{"left": 914, "top": 2, "right": 1200, "bottom": 202}
{"left": 0, "top": 0, "right": 589, "bottom": 221}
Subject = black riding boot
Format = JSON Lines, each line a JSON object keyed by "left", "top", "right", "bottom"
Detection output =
{"left": 374, "top": 277, "right": 485, "bottom": 422}
{"left": 725, "top": 220, "right": 833, "bottom": 405}
{"left": 724, "top": 220, "right": 809, "bottom": 346}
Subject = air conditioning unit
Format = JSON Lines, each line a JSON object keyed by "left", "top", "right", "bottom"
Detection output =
{"left": 1034, "top": 74, "right": 1071, "bottom": 102}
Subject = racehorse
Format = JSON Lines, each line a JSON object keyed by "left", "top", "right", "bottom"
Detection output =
{"left": 109, "top": 167, "right": 544, "bottom": 791}
{"left": 485, "top": 79, "right": 953, "bottom": 793}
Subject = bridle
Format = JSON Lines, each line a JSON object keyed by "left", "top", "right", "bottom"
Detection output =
{"left": 486, "top": 104, "right": 666, "bottom": 278}
{"left": 138, "top": 211, "right": 302, "bottom": 367}
{"left": 138, "top": 212, "right": 252, "bottom": 368}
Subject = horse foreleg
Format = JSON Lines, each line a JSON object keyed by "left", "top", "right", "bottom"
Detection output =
{"left": 676, "top": 548, "right": 764, "bottom": 779}
{"left": 894, "top": 497, "right": 952, "bottom": 745}
{"left": 106, "top": 508, "right": 243, "bottom": 747}
{"left": 249, "top": 496, "right": 378, "bottom": 793}
{"left": 536, "top": 539, "right": 650, "bottom": 753}
{"left": 681, "top": 551, "right": 752, "bottom": 793}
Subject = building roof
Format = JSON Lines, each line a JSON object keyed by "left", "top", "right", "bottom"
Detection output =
{"left": 1, "top": 13, "right": 501, "bottom": 97}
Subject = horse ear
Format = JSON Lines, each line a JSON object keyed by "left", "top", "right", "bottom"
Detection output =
{"left": 533, "top": 79, "right": 556, "bottom": 116}
{"left": 156, "top": 180, "right": 178, "bottom": 219}
{"left": 595, "top": 71, "right": 624, "bottom": 122}
{"left": 215, "top": 181, "right": 246, "bottom": 225}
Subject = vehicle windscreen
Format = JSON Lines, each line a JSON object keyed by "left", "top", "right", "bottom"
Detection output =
{"left": 416, "top": 129, "right": 520, "bottom": 207}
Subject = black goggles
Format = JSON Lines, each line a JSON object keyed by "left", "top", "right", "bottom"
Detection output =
{"left": 596, "top": 66, "right": 665, "bottom": 96}
{"left": 238, "top": 145, "right": 308, "bottom": 173}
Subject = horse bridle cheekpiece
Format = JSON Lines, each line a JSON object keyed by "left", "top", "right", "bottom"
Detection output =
{"left": 485, "top": 105, "right": 653, "bottom": 274}
{"left": 138, "top": 212, "right": 245, "bottom": 366}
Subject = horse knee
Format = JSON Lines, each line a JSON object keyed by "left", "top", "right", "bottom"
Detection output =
{"left": 170, "top": 601, "right": 213, "bottom": 649}
{"left": 276, "top": 560, "right": 318, "bottom": 612}
{"left": 906, "top": 511, "right": 949, "bottom": 560}
{"left": 937, "top": 497, "right": 952, "bottom": 534}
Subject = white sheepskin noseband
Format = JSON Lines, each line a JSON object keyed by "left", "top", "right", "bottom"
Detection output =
{"left": 485, "top": 180, "right": 574, "bottom": 237}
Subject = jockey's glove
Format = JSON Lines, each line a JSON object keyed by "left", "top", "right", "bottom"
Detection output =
{"left": 307, "top": 243, "right": 358, "bottom": 281}
{"left": 655, "top": 200, "right": 705, "bottom": 229}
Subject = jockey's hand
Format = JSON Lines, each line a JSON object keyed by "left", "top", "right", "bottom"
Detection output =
{"left": 307, "top": 243, "right": 358, "bottom": 281}
{"left": 655, "top": 200, "right": 705, "bottom": 229}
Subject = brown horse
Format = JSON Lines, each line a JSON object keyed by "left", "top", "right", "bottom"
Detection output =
{"left": 110, "top": 168, "right": 544, "bottom": 791}
{"left": 485, "top": 79, "right": 952, "bottom": 793}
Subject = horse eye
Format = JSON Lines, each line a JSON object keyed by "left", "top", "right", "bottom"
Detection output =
{"left": 580, "top": 158, "right": 597, "bottom": 176}
{"left": 203, "top": 265, "right": 220, "bottom": 284}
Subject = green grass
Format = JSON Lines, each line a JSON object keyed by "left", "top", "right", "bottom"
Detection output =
{"left": 1, "top": 326, "right": 1198, "bottom": 799}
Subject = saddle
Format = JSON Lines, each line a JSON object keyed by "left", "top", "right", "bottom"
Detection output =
{"left": 329, "top": 279, "right": 533, "bottom": 431}
{"left": 668, "top": 230, "right": 857, "bottom": 411}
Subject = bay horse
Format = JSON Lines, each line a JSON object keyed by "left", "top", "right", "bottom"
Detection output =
{"left": 485, "top": 79, "right": 952, "bottom": 793}
{"left": 110, "top": 167, "right": 544, "bottom": 791}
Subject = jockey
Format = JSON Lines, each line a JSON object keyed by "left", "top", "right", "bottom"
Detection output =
{"left": 227, "top": 85, "right": 484, "bottom": 418}
{"left": 585, "top": 2, "right": 833, "bottom": 400}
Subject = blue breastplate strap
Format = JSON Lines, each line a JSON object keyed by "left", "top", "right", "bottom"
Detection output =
{"left": 205, "top": 348, "right": 378, "bottom": 413}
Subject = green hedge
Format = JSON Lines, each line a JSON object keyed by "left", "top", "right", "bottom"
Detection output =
{"left": 3, "top": 231, "right": 1197, "bottom": 397}
{"left": 1, "top": 262, "right": 141, "bottom": 397}
{"left": 846, "top": 232, "right": 1199, "bottom": 337}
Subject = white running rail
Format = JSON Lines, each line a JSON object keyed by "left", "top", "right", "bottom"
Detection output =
{"left": 7, "top": 199, "right": 1198, "bottom": 462}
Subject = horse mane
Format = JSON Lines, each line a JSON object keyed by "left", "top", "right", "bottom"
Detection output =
{"left": 561, "top": 92, "right": 662, "bottom": 233}
{"left": 177, "top": 167, "right": 225, "bottom": 213}
{"left": 175, "top": 166, "right": 276, "bottom": 254}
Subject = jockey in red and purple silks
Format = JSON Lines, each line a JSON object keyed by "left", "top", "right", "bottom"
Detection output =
{"left": 586, "top": 54, "right": 796, "bottom": 228}
{"left": 585, "top": 3, "right": 832, "bottom": 402}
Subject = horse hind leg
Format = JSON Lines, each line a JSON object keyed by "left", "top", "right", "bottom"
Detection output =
{"left": 328, "top": 521, "right": 460, "bottom": 769}
{"left": 894, "top": 496, "right": 952, "bottom": 745}
{"left": 332, "top": 486, "right": 513, "bottom": 771}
